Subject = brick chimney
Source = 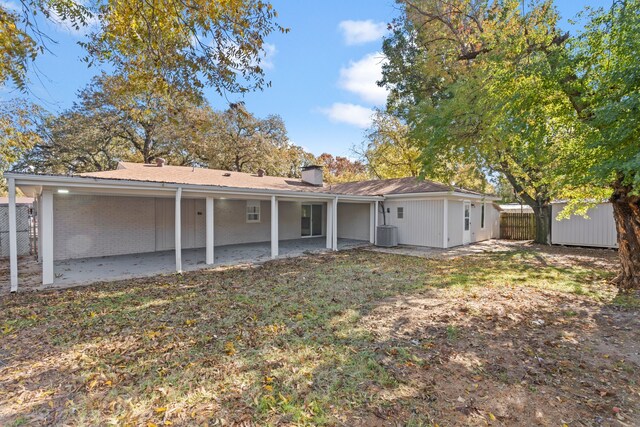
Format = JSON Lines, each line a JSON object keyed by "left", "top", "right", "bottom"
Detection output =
{"left": 301, "top": 165, "right": 323, "bottom": 186}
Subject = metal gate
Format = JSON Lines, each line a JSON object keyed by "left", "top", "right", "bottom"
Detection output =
{"left": 0, "top": 204, "right": 34, "bottom": 258}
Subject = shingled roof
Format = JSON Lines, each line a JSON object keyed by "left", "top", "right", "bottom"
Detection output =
{"left": 75, "top": 163, "right": 488, "bottom": 197}
{"left": 330, "top": 176, "right": 484, "bottom": 196}
{"left": 79, "top": 162, "right": 330, "bottom": 193}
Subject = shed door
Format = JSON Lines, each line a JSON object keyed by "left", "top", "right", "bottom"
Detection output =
{"left": 463, "top": 201, "right": 471, "bottom": 244}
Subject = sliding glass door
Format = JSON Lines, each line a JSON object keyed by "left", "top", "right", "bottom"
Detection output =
{"left": 301, "top": 204, "right": 323, "bottom": 237}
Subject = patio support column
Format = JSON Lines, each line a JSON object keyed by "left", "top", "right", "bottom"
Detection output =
{"left": 369, "top": 202, "right": 375, "bottom": 244}
{"left": 332, "top": 197, "right": 338, "bottom": 250}
{"left": 374, "top": 201, "right": 379, "bottom": 245}
{"left": 206, "top": 196, "right": 214, "bottom": 265}
{"left": 8, "top": 178, "right": 18, "bottom": 292}
{"left": 271, "top": 196, "right": 278, "bottom": 258}
{"left": 41, "top": 189, "right": 54, "bottom": 286}
{"left": 175, "top": 187, "right": 182, "bottom": 273}
{"left": 443, "top": 198, "right": 449, "bottom": 249}
{"left": 326, "top": 199, "right": 333, "bottom": 249}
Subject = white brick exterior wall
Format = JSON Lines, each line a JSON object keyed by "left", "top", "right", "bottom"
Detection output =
{"left": 53, "top": 194, "right": 156, "bottom": 260}
{"left": 52, "top": 195, "right": 336, "bottom": 261}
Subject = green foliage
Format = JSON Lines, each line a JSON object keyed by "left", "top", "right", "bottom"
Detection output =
{"left": 382, "top": 0, "right": 577, "bottom": 213}
{"left": 573, "top": 0, "right": 640, "bottom": 195}
{"left": 1, "top": 0, "right": 284, "bottom": 96}
{"left": 360, "top": 109, "right": 421, "bottom": 179}
{"left": 315, "top": 153, "right": 369, "bottom": 184}
{"left": 0, "top": 0, "right": 90, "bottom": 89}
{"left": 197, "top": 103, "right": 313, "bottom": 177}
{"left": 12, "top": 79, "right": 316, "bottom": 179}
{"left": 0, "top": 99, "right": 47, "bottom": 193}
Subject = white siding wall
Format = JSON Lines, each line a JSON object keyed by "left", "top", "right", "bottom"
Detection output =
{"left": 551, "top": 203, "right": 618, "bottom": 248}
{"left": 337, "top": 203, "right": 370, "bottom": 241}
{"left": 470, "top": 202, "right": 494, "bottom": 243}
{"left": 447, "top": 200, "right": 464, "bottom": 247}
{"left": 383, "top": 199, "right": 445, "bottom": 247}
{"left": 446, "top": 200, "right": 499, "bottom": 247}
{"left": 491, "top": 204, "right": 501, "bottom": 238}
{"left": 52, "top": 195, "right": 327, "bottom": 260}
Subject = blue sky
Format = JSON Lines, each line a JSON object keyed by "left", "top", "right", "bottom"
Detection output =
{"left": 2, "top": 0, "right": 608, "bottom": 158}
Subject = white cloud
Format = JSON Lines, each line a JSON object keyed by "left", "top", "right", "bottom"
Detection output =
{"left": 319, "top": 103, "right": 374, "bottom": 128}
{"left": 338, "top": 20, "right": 387, "bottom": 46}
{"left": 260, "top": 43, "right": 277, "bottom": 70}
{"left": 48, "top": 4, "right": 100, "bottom": 37}
{"left": 339, "top": 52, "right": 388, "bottom": 105}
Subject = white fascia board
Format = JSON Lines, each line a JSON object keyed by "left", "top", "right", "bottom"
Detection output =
{"left": 6, "top": 173, "right": 382, "bottom": 201}
{"left": 383, "top": 191, "right": 499, "bottom": 201}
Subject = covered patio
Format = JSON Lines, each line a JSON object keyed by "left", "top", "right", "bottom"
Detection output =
{"left": 49, "top": 238, "right": 367, "bottom": 288}
{"left": 5, "top": 165, "right": 380, "bottom": 292}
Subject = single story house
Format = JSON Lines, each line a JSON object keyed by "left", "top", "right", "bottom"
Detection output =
{"left": 4, "top": 161, "right": 499, "bottom": 291}
{"left": 551, "top": 202, "right": 618, "bottom": 249}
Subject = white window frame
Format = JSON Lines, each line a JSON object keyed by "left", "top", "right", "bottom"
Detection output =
{"left": 397, "top": 206, "right": 404, "bottom": 219}
{"left": 246, "top": 200, "right": 261, "bottom": 223}
{"left": 480, "top": 202, "right": 486, "bottom": 229}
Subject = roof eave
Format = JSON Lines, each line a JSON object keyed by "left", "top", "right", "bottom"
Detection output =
{"left": 5, "top": 172, "right": 384, "bottom": 201}
{"left": 383, "top": 191, "right": 499, "bottom": 200}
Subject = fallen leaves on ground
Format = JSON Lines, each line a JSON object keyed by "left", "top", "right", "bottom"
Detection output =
{"left": 0, "top": 245, "right": 638, "bottom": 426}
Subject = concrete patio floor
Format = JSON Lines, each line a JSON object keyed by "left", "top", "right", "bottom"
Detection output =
{"left": 46, "top": 237, "right": 368, "bottom": 288}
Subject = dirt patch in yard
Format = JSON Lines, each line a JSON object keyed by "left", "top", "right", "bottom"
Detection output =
{"left": 360, "top": 284, "right": 639, "bottom": 426}
{"left": 0, "top": 246, "right": 637, "bottom": 426}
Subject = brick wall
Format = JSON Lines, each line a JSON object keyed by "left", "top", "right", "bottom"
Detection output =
{"left": 52, "top": 195, "right": 327, "bottom": 260}
{"left": 53, "top": 194, "right": 156, "bottom": 260}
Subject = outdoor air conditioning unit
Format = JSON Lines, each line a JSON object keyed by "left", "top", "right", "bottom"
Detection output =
{"left": 376, "top": 225, "right": 398, "bottom": 247}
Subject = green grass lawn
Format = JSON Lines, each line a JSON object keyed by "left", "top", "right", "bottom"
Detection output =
{"left": 1, "top": 248, "right": 637, "bottom": 426}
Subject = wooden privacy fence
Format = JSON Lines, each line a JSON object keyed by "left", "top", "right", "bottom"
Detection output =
{"left": 500, "top": 212, "right": 536, "bottom": 240}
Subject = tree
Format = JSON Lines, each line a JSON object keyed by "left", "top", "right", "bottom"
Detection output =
{"left": 0, "top": 0, "right": 89, "bottom": 89}
{"left": 15, "top": 74, "right": 214, "bottom": 175}
{"left": 16, "top": 109, "right": 127, "bottom": 174}
{"left": 359, "top": 109, "right": 492, "bottom": 192}
{"left": 562, "top": 1, "right": 640, "bottom": 290}
{"left": 75, "top": 74, "right": 211, "bottom": 165}
{"left": 196, "top": 104, "right": 313, "bottom": 177}
{"left": 315, "top": 153, "right": 369, "bottom": 184}
{"left": 380, "top": 0, "right": 575, "bottom": 244}
{"left": 1, "top": 0, "right": 284, "bottom": 96}
{"left": 0, "top": 99, "right": 46, "bottom": 193}
{"left": 359, "top": 110, "right": 421, "bottom": 179}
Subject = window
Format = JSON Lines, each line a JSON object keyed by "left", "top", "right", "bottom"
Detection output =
{"left": 481, "top": 202, "right": 486, "bottom": 229}
{"left": 246, "top": 200, "right": 261, "bottom": 223}
{"left": 397, "top": 207, "right": 404, "bottom": 219}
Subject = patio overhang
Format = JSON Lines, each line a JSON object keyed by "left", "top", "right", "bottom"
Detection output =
{"left": 5, "top": 172, "right": 382, "bottom": 202}
{"left": 4, "top": 172, "right": 378, "bottom": 292}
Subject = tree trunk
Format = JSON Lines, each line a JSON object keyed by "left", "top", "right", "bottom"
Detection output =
{"left": 531, "top": 204, "right": 552, "bottom": 245}
{"left": 611, "top": 181, "right": 640, "bottom": 291}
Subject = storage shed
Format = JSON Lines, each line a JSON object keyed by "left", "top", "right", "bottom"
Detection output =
{"left": 551, "top": 202, "right": 618, "bottom": 249}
